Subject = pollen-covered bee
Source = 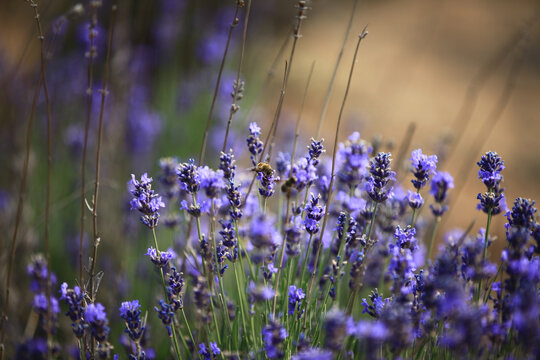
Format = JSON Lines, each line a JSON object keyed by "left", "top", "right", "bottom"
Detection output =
{"left": 253, "top": 162, "right": 274, "bottom": 177}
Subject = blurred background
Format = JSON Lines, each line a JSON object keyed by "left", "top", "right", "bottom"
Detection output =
{"left": 0, "top": 0, "right": 539, "bottom": 356}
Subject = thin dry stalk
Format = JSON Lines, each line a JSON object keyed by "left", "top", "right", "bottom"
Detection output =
{"left": 26, "top": 0, "right": 56, "bottom": 356}
{"left": 303, "top": 27, "right": 368, "bottom": 330}
{"left": 315, "top": 0, "right": 359, "bottom": 139}
{"left": 222, "top": 0, "right": 252, "bottom": 152}
{"left": 80, "top": 0, "right": 100, "bottom": 288}
{"left": 199, "top": 1, "right": 243, "bottom": 165}
{"left": 240, "top": 28, "right": 291, "bottom": 127}
{"left": 241, "top": 0, "right": 308, "bottom": 208}
{"left": 88, "top": 5, "right": 116, "bottom": 303}
{"left": 267, "top": 1, "right": 308, "bottom": 161}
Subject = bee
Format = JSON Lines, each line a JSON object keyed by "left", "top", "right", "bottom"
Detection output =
{"left": 253, "top": 162, "right": 274, "bottom": 177}
{"left": 281, "top": 176, "right": 297, "bottom": 193}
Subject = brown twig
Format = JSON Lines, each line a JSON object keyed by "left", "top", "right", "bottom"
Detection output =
{"left": 241, "top": 1, "right": 309, "bottom": 208}
{"left": 267, "top": 1, "right": 308, "bottom": 162}
{"left": 240, "top": 27, "right": 291, "bottom": 128}
{"left": 315, "top": 0, "right": 359, "bottom": 139}
{"left": 199, "top": 0, "right": 243, "bottom": 165}
{"left": 88, "top": 4, "right": 116, "bottom": 303}
{"left": 26, "top": 0, "right": 55, "bottom": 356}
{"left": 303, "top": 27, "right": 369, "bottom": 330}
{"left": 222, "top": 0, "right": 252, "bottom": 153}
{"left": 80, "top": 0, "right": 100, "bottom": 291}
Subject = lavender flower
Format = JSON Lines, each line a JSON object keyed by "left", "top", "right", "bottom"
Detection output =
{"left": 32, "top": 294, "right": 60, "bottom": 317}
{"left": 291, "top": 157, "right": 318, "bottom": 191}
{"left": 430, "top": 171, "right": 454, "bottom": 217}
{"left": 477, "top": 151, "right": 504, "bottom": 188}
{"left": 198, "top": 166, "right": 226, "bottom": 198}
{"left": 85, "top": 303, "right": 110, "bottom": 342}
{"left": 304, "top": 193, "right": 325, "bottom": 235}
{"left": 460, "top": 229, "right": 496, "bottom": 282}
{"left": 361, "top": 289, "right": 389, "bottom": 318}
{"left": 288, "top": 285, "right": 306, "bottom": 316}
{"left": 219, "top": 150, "right": 236, "bottom": 181}
{"left": 177, "top": 159, "right": 200, "bottom": 194}
{"left": 154, "top": 300, "right": 174, "bottom": 337}
{"left": 145, "top": 247, "right": 175, "bottom": 267}
{"left": 307, "top": 138, "right": 325, "bottom": 166}
{"left": 406, "top": 190, "right": 424, "bottom": 210}
{"left": 119, "top": 300, "right": 145, "bottom": 342}
{"left": 166, "top": 266, "right": 185, "bottom": 312}
{"left": 225, "top": 169, "right": 243, "bottom": 220}
{"left": 337, "top": 132, "right": 372, "bottom": 187}
{"left": 128, "top": 173, "right": 165, "bottom": 228}
{"left": 388, "top": 226, "right": 419, "bottom": 296}
{"left": 505, "top": 197, "right": 537, "bottom": 231}
{"left": 198, "top": 342, "right": 221, "bottom": 360}
{"left": 476, "top": 151, "right": 506, "bottom": 215}
{"left": 262, "top": 318, "right": 287, "bottom": 359}
{"left": 257, "top": 165, "right": 279, "bottom": 198}
{"left": 59, "top": 283, "right": 86, "bottom": 338}
{"left": 247, "top": 122, "right": 263, "bottom": 165}
{"left": 410, "top": 149, "right": 437, "bottom": 190}
{"left": 365, "top": 152, "right": 395, "bottom": 203}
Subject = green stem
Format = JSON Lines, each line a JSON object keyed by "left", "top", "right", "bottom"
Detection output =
{"left": 151, "top": 229, "right": 183, "bottom": 360}
{"left": 233, "top": 262, "right": 251, "bottom": 347}
{"left": 299, "top": 234, "right": 314, "bottom": 286}
{"left": 190, "top": 194, "right": 222, "bottom": 345}
{"left": 347, "top": 202, "right": 378, "bottom": 315}
{"left": 476, "top": 208, "right": 492, "bottom": 303}
{"left": 427, "top": 216, "right": 440, "bottom": 260}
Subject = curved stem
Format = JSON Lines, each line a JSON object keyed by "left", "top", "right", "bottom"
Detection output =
{"left": 199, "top": 1, "right": 242, "bottom": 165}
{"left": 152, "top": 229, "right": 184, "bottom": 360}
{"left": 222, "top": 0, "right": 252, "bottom": 152}
{"left": 303, "top": 28, "right": 368, "bottom": 329}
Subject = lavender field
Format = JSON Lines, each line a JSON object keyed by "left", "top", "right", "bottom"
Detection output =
{"left": 1, "top": 0, "right": 539, "bottom": 359}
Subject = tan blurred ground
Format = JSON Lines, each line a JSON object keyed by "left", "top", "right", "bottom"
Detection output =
{"left": 253, "top": 0, "right": 540, "bottom": 253}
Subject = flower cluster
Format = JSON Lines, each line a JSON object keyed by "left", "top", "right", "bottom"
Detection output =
{"left": 476, "top": 151, "right": 506, "bottom": 215}
{"left": 59, "top": 283, "right": 86, "bottom": 338}
{"left": 430, "top": 171, "right": 454, "bottom": 217}
{"left": 365, "top": 152, "right": 395, "bottom": 203}
{"left": 128, "top": 173, "right": 165, "bottom": 228}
